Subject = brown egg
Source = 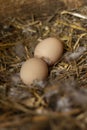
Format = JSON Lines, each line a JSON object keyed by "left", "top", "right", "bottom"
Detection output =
{"left": 34, "top": 37, "right": 63, "bottom": 65}
{"left": 20, "top": 58, "right": 48, "bottom": 85}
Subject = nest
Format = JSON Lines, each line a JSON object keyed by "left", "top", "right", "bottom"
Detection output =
{"left": 0, "top": 0, "right": 87, "bottom": 130}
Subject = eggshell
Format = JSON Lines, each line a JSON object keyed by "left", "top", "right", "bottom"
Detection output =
{"left": 34, "top": 37, "right": 63, "bottom": 65}
{"left": 20, "top": 58, "right": 48, "bottom": 85}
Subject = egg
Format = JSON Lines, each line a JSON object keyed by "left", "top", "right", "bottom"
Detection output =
{"left": 34, "top": 37, "right": 63, "bottom": 65}
{"left": 20, "top": 58, "right": 48, "bottom": 85}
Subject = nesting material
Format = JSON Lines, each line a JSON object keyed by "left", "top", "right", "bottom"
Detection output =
{"left": 0, "top": 0, "right": 87, "bottom": 130}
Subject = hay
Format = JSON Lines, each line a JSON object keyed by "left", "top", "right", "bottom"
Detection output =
{"left": 0, "top": 0, "right": 87, "bottom": 130}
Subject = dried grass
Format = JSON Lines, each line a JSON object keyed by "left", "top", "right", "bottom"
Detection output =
{"left": 0, "top": 1, "right": 87, "bottom": 130}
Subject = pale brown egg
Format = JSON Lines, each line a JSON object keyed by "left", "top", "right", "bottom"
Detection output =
{"left": 34, "top": 37, "right": 63, "bottom": 65}
{"left": 20, "top": 58, "right": 48, "bottom": 85}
